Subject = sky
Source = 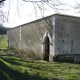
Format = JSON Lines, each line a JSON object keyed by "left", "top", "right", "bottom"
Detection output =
{"left": 1, "top": 0, "right": 80, "bottom": 27}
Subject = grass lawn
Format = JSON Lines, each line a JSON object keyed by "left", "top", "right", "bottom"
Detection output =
{"left": 0, "top": 35, "right": 80, "bottom": 80}
{"left": 0, "top": 35, "right": 7, "bottom": 48}
{"left": 0, "top": 49, "right": 80, "bottom": 80}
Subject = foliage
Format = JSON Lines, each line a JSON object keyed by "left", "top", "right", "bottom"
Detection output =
{"left": 5, "top": 48, "right": 43, "bottom": 61}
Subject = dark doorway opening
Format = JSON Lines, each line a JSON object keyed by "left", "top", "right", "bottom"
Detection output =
{"left": 43, "top": 37, "right": 50, "bottom": 61}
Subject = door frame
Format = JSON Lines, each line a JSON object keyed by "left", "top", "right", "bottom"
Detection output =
{"left": 42, "top": 31, "right": 52, "bottom": 61}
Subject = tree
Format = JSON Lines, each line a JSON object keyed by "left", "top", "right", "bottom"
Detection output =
{"left": 0, "top": 24, "right": 7, "bottom": 34}
{"left": 0, "top": 0, "right": 65, "bottom": 25}
{"left": 0, "top": 0, "right": 5, "bottom": 4}
{"left": 74, "top": 0, "right": 80, "bottom": 13}
{"left": 0, "top": 0, "right": 6, "bottom": 24}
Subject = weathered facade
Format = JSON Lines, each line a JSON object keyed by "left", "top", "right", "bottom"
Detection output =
{"left": 7, "top": 14, "right": 80, "bottom": 62}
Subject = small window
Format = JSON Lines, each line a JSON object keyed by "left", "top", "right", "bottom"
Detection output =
{"left": 62, "top": 40, "right": 64, "bottom": 42}
{"left": 63, "top": 51, "right": 64, "bottom": 53}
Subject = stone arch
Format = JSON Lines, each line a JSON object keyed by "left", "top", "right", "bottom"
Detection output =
{"left": 42, "top": 31, "right": 52, "bottom": 61}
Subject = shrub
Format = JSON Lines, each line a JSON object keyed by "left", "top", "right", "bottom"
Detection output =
{"left": 6, "top": 48, "right": 43, "bottom": 61}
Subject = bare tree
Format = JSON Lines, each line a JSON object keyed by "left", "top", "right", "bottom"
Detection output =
{"left": 0, "top": 0, "right": 65, "bottom": 23}
{"left": 74, "top": 0, "right": 80, "bottom": 13}
{"left": 22, "top": 0, "right": 65, "bottom": 17}
{"left": 0, "top": 0, "right": 5, "bottom": 4}
{"left": 0, "top": 0, "right": 6, "bottom": 23}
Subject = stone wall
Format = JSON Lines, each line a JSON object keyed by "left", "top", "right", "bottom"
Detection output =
{"left": 8, "top": 27, "right": 20, "bottom": 48}
{"left": 8, "top": 16, "right": 55, "bottom": 56}
{"left": 54, "top": 14, "right": 80, "bottom": 62}
{"left": 8, "top": 14, "right": 80, "bottom": 62}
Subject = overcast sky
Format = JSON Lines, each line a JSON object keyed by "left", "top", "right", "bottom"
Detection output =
{"left": 2, "top": 0, "right": 80, "bottom": 27}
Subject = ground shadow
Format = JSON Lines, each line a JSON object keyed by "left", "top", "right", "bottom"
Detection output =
{"left": 0, "top": 56, "right": 60, "bottom": 80}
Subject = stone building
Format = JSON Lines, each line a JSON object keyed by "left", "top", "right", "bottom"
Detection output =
{"left": 7, "top": 14, "right": 80, "bottom": 62}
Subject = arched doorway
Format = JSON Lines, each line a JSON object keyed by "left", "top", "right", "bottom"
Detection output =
{"left": 43, "top": 37, "right": 50, "bottom": 61}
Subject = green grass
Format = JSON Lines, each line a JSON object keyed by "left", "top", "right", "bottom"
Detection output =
{"left": 0, "top": 35, "right": 7, "bottom": 48}
{"left": 0, "top": 35, "right": 80, "bottom": 80}
{"left": 0, "top": 49, "right": 80, "bottom": 80}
